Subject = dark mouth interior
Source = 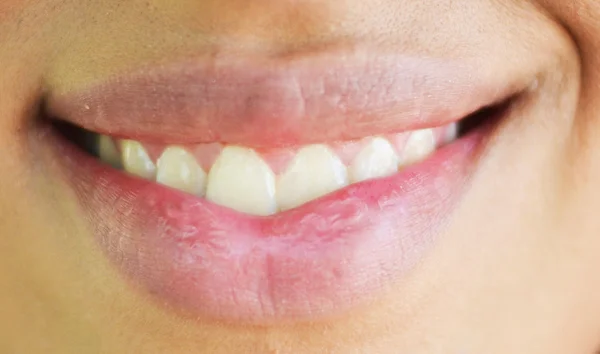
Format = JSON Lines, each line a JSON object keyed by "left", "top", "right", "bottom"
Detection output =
{"left": 50, "top": 96, "right": 513, "bottom": 157}
{"left": 52, "top": 119, "right": 99, "bottom": 156}
{"left": 458, "top": 96, "right": 513, "bottom": 136}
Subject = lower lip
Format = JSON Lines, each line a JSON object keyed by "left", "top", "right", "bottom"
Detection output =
{"left": 46, "top": 126, "right": 483, "bottom": 325}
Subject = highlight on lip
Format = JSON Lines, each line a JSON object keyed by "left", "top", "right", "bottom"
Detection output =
{"left": 94, "top": 123, "right": 458, "bottom": 216}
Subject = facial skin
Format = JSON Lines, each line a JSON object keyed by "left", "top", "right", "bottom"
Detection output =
{"left": 1, "top": 0, "right": 600, "bottom": 353}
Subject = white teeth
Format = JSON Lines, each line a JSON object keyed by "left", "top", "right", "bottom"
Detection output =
{"left": 276, "top": 144, "right": 349, "bottom": 211}
{"left": 444, "top": 123, "right": 459, "bottom": 144}
{"left": 206, "top": 146, "right": 277, "bottom": 216}
{"left": 121, "top": 140, "right": 156, "bottom": 180}
{"left": 400, "top": 129, "right": 436, "bottom": 166}
{"left": 156, "top": 146, "right": 207, "bottom": 196}
{"left": 106, "top": 124, "right": 449, "bottom": 213}
{"left": 349, "top": 137, "right": 399, "bottom": 183}
{"left": 98, "top": 135, "right": 122, "bottom": 169}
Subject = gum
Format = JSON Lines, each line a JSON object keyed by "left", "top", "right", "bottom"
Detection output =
{"left": 112, "top": 124, "right": 457, "bottom": 174}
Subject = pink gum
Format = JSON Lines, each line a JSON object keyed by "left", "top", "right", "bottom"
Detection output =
{"left": 125, "top": 124, "right": 456, "bottom": 174}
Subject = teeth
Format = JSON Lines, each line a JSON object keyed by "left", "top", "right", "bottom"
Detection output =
{"left": 104, "top": 124, "right": 449, "bottom": 213}
{"left": 157, "top": 147, "right": 207, "bottom": 196}
{"left": 444, "top": 123, "right": 459, "bottom": 144}
{"left": 121, "top": 140, "right": 156, "bottom": 180}
{"left": 98, "top": 135, "right": 122, "bottom": 169}
{"left": 276, "top": 144, "right": 349, "bottom": 211}
{"left": 349, "top": 137, "right": 399, "bottom": 183}
{"left": 400, "top": 129, "right": 436, "bottom": 166}
{"left": 206, "top": 146, "right": 277, "bottom": 216}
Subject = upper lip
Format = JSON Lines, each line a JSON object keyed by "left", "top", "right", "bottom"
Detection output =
{"left": 46, "top": 47, "right": 525, "bottom": 148}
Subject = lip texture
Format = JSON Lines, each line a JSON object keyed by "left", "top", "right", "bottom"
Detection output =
{"left": 43, "top": 50, "right": 522, "bottom": 324}
{"left": 50, "top": 127, "right": 482, "bottom": 324}
{"left": 47, "top": 49, "right": 519, "bottom": 147}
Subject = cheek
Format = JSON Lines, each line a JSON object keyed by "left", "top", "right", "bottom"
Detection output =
{"left": 1, "top": 0, "right": 68, "bottom": 25}
{"left": 0, "top": 0, "right": 35, "bottom": 22}
{"left": 0, "top": 0, "right": 25, "bottom": 15}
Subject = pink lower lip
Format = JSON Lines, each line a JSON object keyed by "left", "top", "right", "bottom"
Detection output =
{"left": 47, "top": 126, "right": 482, "bottom": 324}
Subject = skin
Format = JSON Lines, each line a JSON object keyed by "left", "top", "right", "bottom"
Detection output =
{"left": 1, "top": 0, "right": 600, "bottom": 353}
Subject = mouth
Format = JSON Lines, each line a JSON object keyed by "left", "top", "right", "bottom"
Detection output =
{"left": 42, "top": 49, "right": 528, "bottom": 324}
{"left": 53, "top": 101, "right": 504, "bottom": 215}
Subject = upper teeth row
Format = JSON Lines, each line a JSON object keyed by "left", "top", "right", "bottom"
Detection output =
{"left": 98, "top": 125, "right": 457, "bottom": 216}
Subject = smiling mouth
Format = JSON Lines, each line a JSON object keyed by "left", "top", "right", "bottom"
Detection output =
{"left": 41, "top": 49, "right": 529, "bottom": 324}
{"left": 53, "top": 98, "right": 506, "bottom": 216}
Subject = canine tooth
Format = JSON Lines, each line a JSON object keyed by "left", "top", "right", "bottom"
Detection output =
{"left": 277, "top": 145, "right": 349, "bottom": 211}
{"left": 120, "top": 140, "right": 156, "bottom": 180}
{"left": 206, "top": 146, "right": 277, "bottom": 216}
{"left": 157, "top": 147, "right": 207, "bottom": 196}
{"left": 401, "top": 129, "right": 436, "bottom": 166}
{"left": 444, "top": 123, "right": 459, "bottom": 144}
{"left": 349, "top": 137, "right": 399, "bottom": 183}
{"left": 98, "top": 135, "right": 122, "bottom": 169}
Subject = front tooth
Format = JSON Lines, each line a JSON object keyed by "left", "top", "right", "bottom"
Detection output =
{"left": 400, "top": 129, "right": 436, "bottom": 166}
{"left": 121, "top": 140, "right": 156, "bottom": 180}
{"left": 156, "top": 146, "right": 207, "bottom": 196}
{"left": 349, "top": 137, "right": 399, "bottom": 183}
{"left": 206, "top": 146, "right": 277, "bottom": 216}
{"left": 277, "top": 144, "right": 349, "bottom": 211}
{"left": 98, "top": 135, "right": 122, "bottom": 169}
